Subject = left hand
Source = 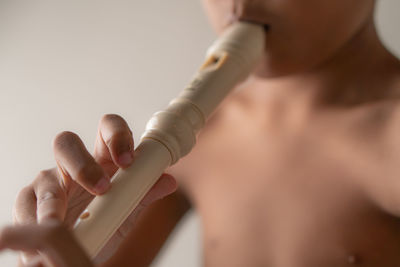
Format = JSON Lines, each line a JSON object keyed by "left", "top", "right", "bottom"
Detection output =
{"left": 0, "top": 220, "right": 93, "bottom": 267}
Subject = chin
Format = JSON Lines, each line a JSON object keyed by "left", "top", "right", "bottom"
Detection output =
{"left": 251, "top": 45, "right": 329, "bottom": 79}
{"left": 252, "top": 63, "right": 282, "bottom": 79}
{"left": 251, "top": 58, "right": 303, "bottom": 79}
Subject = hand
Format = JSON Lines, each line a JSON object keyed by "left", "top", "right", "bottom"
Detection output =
{"left": 0, "top": 220, "right": 93, "bottom": 267}
{"left": 12, "top": 114, "right": 177, "bottom": 265}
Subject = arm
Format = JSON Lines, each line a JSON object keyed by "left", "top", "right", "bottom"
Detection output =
{"left": 102, "top": 189, "right": 191, "bottom": 267}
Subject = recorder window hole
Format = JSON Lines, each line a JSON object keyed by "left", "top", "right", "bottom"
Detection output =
{"left": 200, "top": 53, "right": 228, "bottom": 70}
{"left": 80, "top": 211, "right": 90, "bottom": 220}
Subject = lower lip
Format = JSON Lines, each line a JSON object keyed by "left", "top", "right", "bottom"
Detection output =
{"left": 235, "top": 18, "right": 270, "bottom": 32}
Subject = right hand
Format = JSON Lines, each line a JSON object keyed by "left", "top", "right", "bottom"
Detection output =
{"left": 12, "top": 114, "right": 177, "bottom": 266}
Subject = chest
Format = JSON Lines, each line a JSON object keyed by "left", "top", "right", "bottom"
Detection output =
{"left": 171, "top": 102, "right": 400, "bottom": 266}
{"left": 178, "top": 102, "right": 390, "bottom": 208}
{"left": 168, "top": 96, "right": 400, "bottom": 267}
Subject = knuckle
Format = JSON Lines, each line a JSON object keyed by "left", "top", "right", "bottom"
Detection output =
{"left": 36, "top": 169, "right": 53, "bottom": 181}
{"left": 15, "top": 185, "right": 34, "bottom": 201}
{"left": 52, "top": 131, "right": 80, "bottom": 151}
{"left": 98, "top": 114, "right": 134, "bottom": 153}
{"left": 34, "top": 169, "right": 57, "bottom": 186}
{"left": 103, "top": 134, "right": 113, "bottom": 148}
{"left": 104, "top": 132, "right": 133, "bottom": 153}
{"left": 75, "top": 163, "right": 102, "bottom": 185}
{"left": 37, "top": 191, "right": 60, "bottom": 206}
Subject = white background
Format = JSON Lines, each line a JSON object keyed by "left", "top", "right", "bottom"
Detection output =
{"left": 0, "top": 1, "right": 399, "bottom": 266}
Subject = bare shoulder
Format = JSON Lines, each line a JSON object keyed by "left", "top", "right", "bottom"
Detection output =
{"left": 368, "top": 55, "right": 400, "bottom": 127}
{"left": 383, "top": 63, "right": 400, "bottom": 131}
{"left": 373, "top": 64, "right": 400, "bottom": 146}
{"left": 343, "top": 64, "right": 400, "bottom": 216}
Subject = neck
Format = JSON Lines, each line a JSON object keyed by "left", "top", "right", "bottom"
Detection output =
{"left": 244, "top": 17, "right": 400, "bottom": 125}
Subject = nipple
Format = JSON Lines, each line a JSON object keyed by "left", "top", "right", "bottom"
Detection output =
{"left": 347, "top": 254, "right": 361, "bottom": 265}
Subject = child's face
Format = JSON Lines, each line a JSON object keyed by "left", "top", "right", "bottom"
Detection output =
{"left": 202, "top": 0, "right": 375, "bottom": 77}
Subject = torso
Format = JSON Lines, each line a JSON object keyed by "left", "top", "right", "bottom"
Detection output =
{"left": 169, "top": 83, "right": 400, "bottom": 267}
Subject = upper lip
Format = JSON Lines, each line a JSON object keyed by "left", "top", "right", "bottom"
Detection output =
{"left": 226, "top": 2, "right": 270, "bottom": 30}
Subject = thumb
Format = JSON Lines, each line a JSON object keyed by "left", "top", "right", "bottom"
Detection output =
{"left": 139, "top": 173, "right": 178, "bottom": 207}
{"left": 92, "top": 173, "right": 178, "bottom": 263}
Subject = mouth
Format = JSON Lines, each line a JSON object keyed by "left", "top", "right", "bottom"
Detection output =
{"left": 229, "top": 17, "right": 270, "bottom": 32}
{"left": 222, "top": 14, "right": 271, "bottom": 35}
{"left": 242, "top": 19, "right": 270, "bottom": 33}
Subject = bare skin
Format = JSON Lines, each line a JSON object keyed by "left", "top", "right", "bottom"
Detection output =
{"left": 2, "top": 0, "right": 400, "bottom": 266}
{"left": 167, "top": 1, "right": 400, "bottom": 265}
{"left": 106, "top": 8, "right": 400, "bottom": 265}
{"left": 171, "top": 80, "right": 400, "bottom": 267}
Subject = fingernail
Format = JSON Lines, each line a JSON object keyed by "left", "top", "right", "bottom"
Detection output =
{"left": 118, "top": 152, "right": 133, "bottom": 166}
{"left": 94, "top": 177, "right": 110, "bottom": 194}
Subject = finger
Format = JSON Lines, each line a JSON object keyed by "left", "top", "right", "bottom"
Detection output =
{"left": 32, "top": 168, "right": 67, "bottom": 223}
{"left": 94, "top": 114, "right": 134, "bottom": 175}
{"left": 0, "top": 222, "right": 93, "bottom": 267}
{"left": 14, "top": 170, "right": 68, "bottom": 264}
{"left": 13, "top": 185, "right": 41, "bottom": 265}
{"left": 13, "top": 185, "right": 37, "bottom": 225}
{"left": 139, "top": 173, "right": 177, "bottom": 207}
{"left": 53, "top": 131, "right": 110, "bottom": 195}
{"left": 117, "top": 174, "right": 177, "bottom": 237}
{"left": 94, "top": 173, "right": 177, "bottom": 262}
